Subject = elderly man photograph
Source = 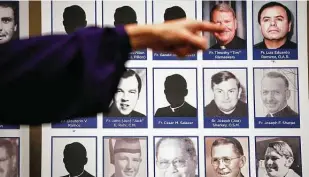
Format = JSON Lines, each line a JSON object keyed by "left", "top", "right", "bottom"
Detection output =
{"left": 260, "top": 140, "right": 300, "bottom": 177}
{"left": 155, "top": 137, "right": 198, "bottom": 177}
{"left": 105, "top": 69, "right": 145, "bottom": 117}
{"left": 0, "top": 139, "right": 18, "bottom": 177}
{"left": 254, "top": 2, "right": 297, "bottom": 49}
{"left": 208, "top": 3, "right": 246, "bottom": 50}
{"left": 204, "top": 71, "right": 247, "bottom": 118}
{"left": 260, "top": 71, "right": 298, "bottom": 117}
{"left": 0, "top": 1, "right": 18, "bottom": 44}
{"left": 109, "top": 138, "right": 143, "bottom": 177}
{"left": 208, "top": 137, "right": 247, "bottom": 177}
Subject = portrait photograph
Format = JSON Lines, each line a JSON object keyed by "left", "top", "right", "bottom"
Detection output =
{"left": 102, "top": 1, "right": 146, "bottom": 26}
{"left": 255, "top": 136, "right": 302, "bottom": 177}
{"left": 153, "top": 68, "right": 197, "bottom": 118}
{"left": 253, "top": 1, "right": 297, "bottom": 50}
{"left": 0, "top": 137, "right": 19, "bottom": 177}
{"left": 203, "top": 68, "right": 248, "bottom": 118}
{"left": 154, "top": 136, "right": 199, "bottom": 177}
{"left": 202, "top": 1, "right": 247, "bottom": 50}
{"left": 51, "top": 136, "right": 97, "bottom": 177}
{"left": 205, "top": 136, "right": 250, "bottom": 177}
{"left": 103, "top": 137, "right": 148, "bottom": 177}
{"left": 51, "top": 1, "right": 96, "bottom": 34}
{"left": 254, "top": 68, "right": 299, "bottom": 118}
{"left": 104, "top": 68, "right": 147, "bottom": 118}
{"left": 152, "top": 0, "right": 197, "bottom": 60}
{"left": 0, "top": 1, "right": 20, "bottom": 44}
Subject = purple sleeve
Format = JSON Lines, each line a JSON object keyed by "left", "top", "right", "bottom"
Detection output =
{"left": 0, "top": 26, "right": 132, "bottom": 125}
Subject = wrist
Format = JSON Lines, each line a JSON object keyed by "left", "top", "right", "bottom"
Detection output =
{"left": 124, "top": 24, "right": 156, "bottom": 51}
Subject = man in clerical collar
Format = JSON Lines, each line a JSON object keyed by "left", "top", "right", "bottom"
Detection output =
{"left": 62, "top": 142, "right": 94, "bottom": 177}
{"left": 261, "top": 141, "right": 300, "bottom": 177}
{"left": 106, "top": 69, "right": 145, "bottom": 118}
{"left": 210, "top": 137, "right": 247, "bottom": 177}
{"left": 208, "top": 3, "right": 246, "bottom": 50}
{"left": 254, "top": 2, "right": 297, "bottom": 49}
{"left": 204, "top": 71, "right": 247, "bottom": 118}
{"left": 260, "top": 71, "right": 298, "bottom": 117}
{"left": 154, "top": 74, "right": 197, "bottom": 117}
{"left": 110, "top": 138, "right": 142, "bottom": 177}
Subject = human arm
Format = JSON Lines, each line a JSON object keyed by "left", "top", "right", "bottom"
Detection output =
{"left": 0, "top": 19, "right": 224, "bottom": 125}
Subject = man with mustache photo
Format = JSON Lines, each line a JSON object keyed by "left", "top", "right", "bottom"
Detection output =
{"left": 254, "top": 2, "right": 297, "bottom": 49}
{"left": 208, "top": 3, "right": 246, "bottom": 50}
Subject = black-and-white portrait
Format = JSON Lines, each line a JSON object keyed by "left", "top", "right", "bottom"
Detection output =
{"left": 254, "top": 68, "right": 299, "bottom": 118}
{"left": 104, "top": 68, "right": 147, "bottom": 118}
{"left": 152, "top": 0, "right": 196, "bottom": 23}
{"left": 204, "top": 69, "right": 248, "bottom": 118}
{"left": 202, "top": 1, "right": 247, "bottom": 50}
{"left": 104, "top": 137, "right": 147, "bottom": 177}
{"left": 51, "top": 137, "right": 96, "bottom": 177}
{"left": 253, "top": 1, "right": 297, "bottom": 49}
{"left": 153, "top": 68, "right": 197, "bottom": 117}
{"left": 0, "top": 1, "right": 19, "bottom": 44}
{"left": 154, "top": 137, "right": 199, "bottom": 177}
{"left": 51, "top": 1, "right": 96, "bottom": 34}
{"left": 255, "top": 137, "right": 302, "bottom": 177}
{"left": 102, "top": 1, "right": 146, "bottom": 26}
{"left": 0, "top": 137, "right": 19, "bottom": 177}
{"left": 205, "top": 137, "right": 249, "bottom": 177}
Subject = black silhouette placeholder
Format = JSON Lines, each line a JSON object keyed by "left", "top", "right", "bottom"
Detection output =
{"left": 62, "top": 142, "right": 94, "bottom": 177}
{"left": 164, "top": 6, "right": 186, "bottom": 21}
{"left": 155, "top": 74, "right": 197, "bottom": 117}
{"left": 114, "top": 6, "right": 137, "bottom": 26}
{"left": 62, "top": 5, "right": 87, "bottom": 34}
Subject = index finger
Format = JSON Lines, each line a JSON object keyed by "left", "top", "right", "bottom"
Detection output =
{"left": 190, "top": 21, "right": 226, "bottom": 32}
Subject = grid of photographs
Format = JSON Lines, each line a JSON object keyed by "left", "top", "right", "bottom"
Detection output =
{"left": 39, "top": 1, "right": 308, "bottom": 177}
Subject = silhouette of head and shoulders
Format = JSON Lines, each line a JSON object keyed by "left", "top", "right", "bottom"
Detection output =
{"left": 155, "top": 74, "right": 196, "bottom": 117}
{"left": 114, "top": 6, "right": 137, "bottom": 26}
{"left": 61, "top": 142, "right": 94, "bottom": 177}
{"left": 63, "top": 5, "right": 87, "bottom": 34}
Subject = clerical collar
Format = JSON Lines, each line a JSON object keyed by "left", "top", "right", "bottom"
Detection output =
{"left": 220, "top": 46, "right": 226, "bottom": 49}
{"left": 170, "top": 102, "right": 185, "bottom": 112}
{"left": 268, "top": 105, "right": 288, "bottom": 117}
{"left": 69, "top": 170, "right": 84, "bottom": 177}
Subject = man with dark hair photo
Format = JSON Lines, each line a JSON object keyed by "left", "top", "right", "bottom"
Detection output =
{"left": 208, "top": 3, "right": 246, "bottom": 49}
{"left": 114, "top": 6, "right": 137, "bottom": 26}
{"left": 62, "top": 5, "right": 87, "bottom": 34}
{"left": 0, "top": 1, "right": 18, "bottom": 44}
{"left": 155, "top": 74, "right": 196, "bottom": 117}
{"left": 254, "top": 2, "right": 296, "bottom": 49}
{"left": 164, "top": 6, "right": 186, "bottom": 21}
{"left": 204, "top": 71, "right": 247, "bottom": 118}
{"left": 61, "top": 142, "right": 94, "bottom": 177}
{"left": 106, "top": 69, "right": 145, "bottom": 117}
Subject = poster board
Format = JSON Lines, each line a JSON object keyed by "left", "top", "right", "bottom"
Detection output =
{"left": 40, "top": 1, "right": 309, "bottom": 177}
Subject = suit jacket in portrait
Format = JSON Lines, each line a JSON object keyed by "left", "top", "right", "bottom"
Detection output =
{"left": 61, "top": 170, "right": 94, "bottom": 177}
{"left": 105, "top": 104, "right": 145, "bottom": 117}
{"left": 154, "top": 101, "right": 197, "bottom": 117}
{"left": 209, "top": 36, "right": 247, "bottom": 50}
{"left": 254, "top": 39, "right": 297, "bottom": 49}
{"left": 204, "top": 100, "right": 248, "bottom": 118}
{"left": 266, "top": 105, "right": 298, "bottom": 117}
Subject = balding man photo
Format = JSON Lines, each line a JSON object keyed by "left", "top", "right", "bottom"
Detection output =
{"left": 155, "top": 137, "right": 199, "bottom": 177}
